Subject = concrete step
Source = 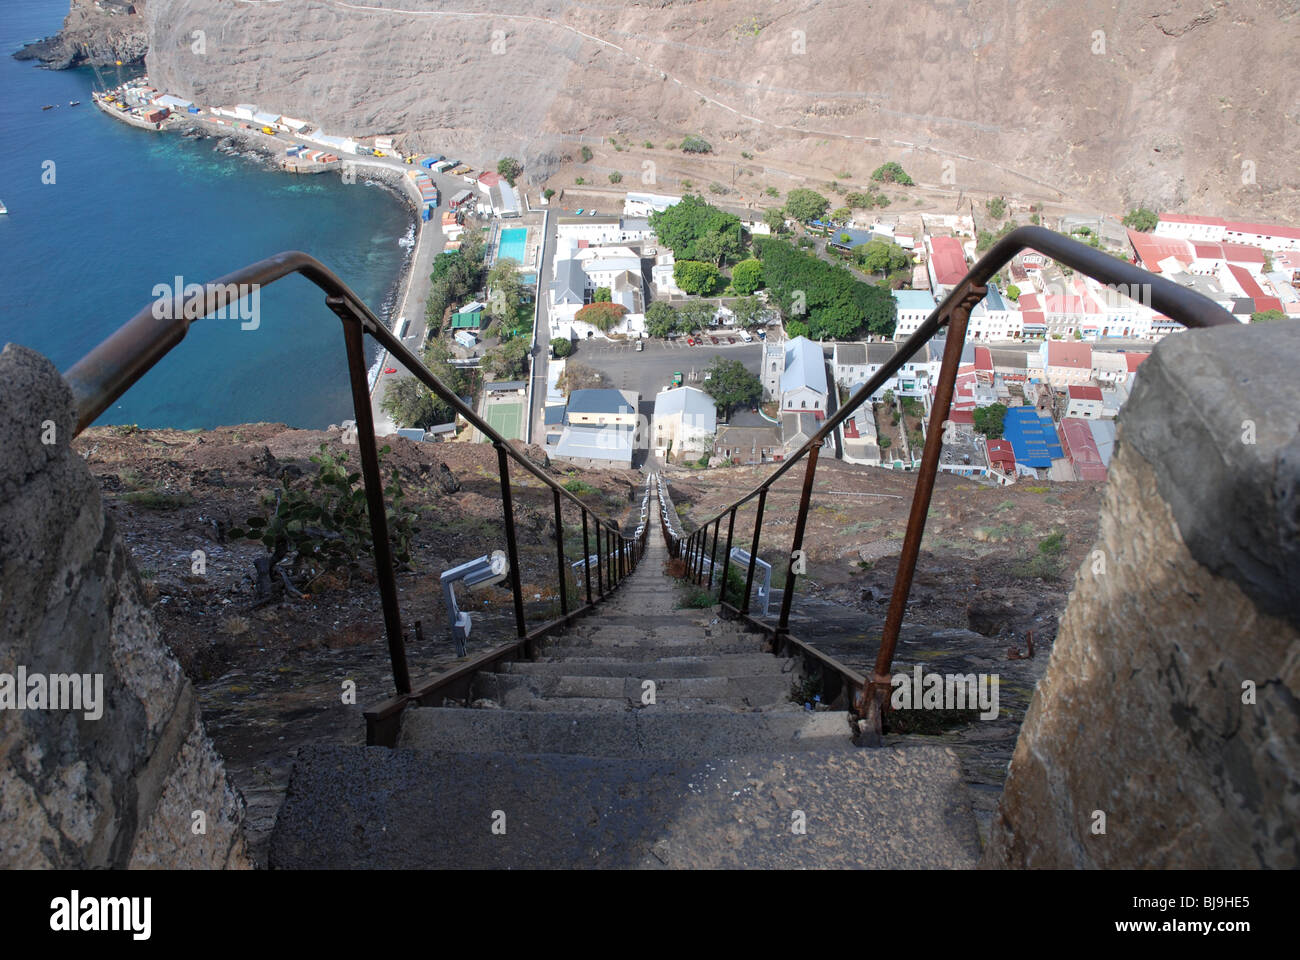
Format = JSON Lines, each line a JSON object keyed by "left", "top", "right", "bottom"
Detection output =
{"left": 397, "top": 707, "right": 853, "bottom": 760}
{"left": 539, "top": 641, "right": 763, "bottom": 660}
{"left": 497, "top": 654, "right": 790, "bottom": 679}
{"left": 473, "top": 672, "right": 795, "bottom": 710}
{"left": 269, "top": 743, "right": 981, "bottom": 869}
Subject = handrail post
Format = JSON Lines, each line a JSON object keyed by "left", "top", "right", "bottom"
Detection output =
{"left": 695, "top": 529, "right": 706, "bottom": 583}
{"left": 741, "top": 489, "right": 767, "bottom": 615}
{"left": 335, "top": 307, "right": 410, "bottom": 695}
{"left": 707, "top": 518, "right": 720, "bottom": 589}
{"left": 860, "top": 282, "right": 985, "bottom": 735}
{"left": 717, "top": 508, "right": 737, "bottom": 605}
{"left": 495, "top": 444, "right": 529, "bottom": 647}
{"left": 776, "top": 442, "right": 821, "bottom": 641}
{"left": 552, "top": 488, "right": 568, "bottom": 616}
{"left": 581, "top": 508, "right": 594, "bottom": 606}
{"left": 595, "top": 519, "right": 605, "bottom": 598}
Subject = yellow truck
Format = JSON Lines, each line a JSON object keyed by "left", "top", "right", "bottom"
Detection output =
{"left": 261, "top": 125, "right": 275, "bottom": 135}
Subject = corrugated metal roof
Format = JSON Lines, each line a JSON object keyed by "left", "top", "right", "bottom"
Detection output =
{"left": 554, "top": 424, "right": 634, "bottom": 461}
{"left": 780, "top": 337, "right": 828, "bottom": 395}
{"left": 567, "top": 388, "right": 634, "bottom": 415}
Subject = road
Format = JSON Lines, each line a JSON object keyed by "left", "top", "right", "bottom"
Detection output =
{"left": 564, "top": 338, "right": 764, "bottom": 411}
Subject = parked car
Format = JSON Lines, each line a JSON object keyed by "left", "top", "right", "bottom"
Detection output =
{"left": 708, "top": 336, "right": 719, "bottom": 345}
{"left": 686, "top": 337, "right": 696, "bottom": 346}
{"left": 635, "top": 339, "right": 643, "bottom": 351}
{"left": 739, "top": 329, "right": 754, "bottom": 342}
{"left": 725, "top": 336, "right": 736, "bottom": 344}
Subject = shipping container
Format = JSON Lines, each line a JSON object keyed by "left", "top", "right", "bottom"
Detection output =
{"left": 420, "top": 157, "right": 437, "bottom": 169}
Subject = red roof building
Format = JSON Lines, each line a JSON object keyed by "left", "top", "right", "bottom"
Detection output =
{"left": 1046, "top": 340, "right": 1092, "bottom": 371}
{"left": 1059, "top": 418, "right": 1108, "bottom": 481}
{"left": 1067, "top": 384, "right": 1103, "bottom": 401}
{"left": 928, "top": 236, "right": 968, "bottom": 286}
{"left": 1125, "top": 352, "right": 1150, "bottom": 373}
{"left": 477, "top": 171, "right": 503, "bottom": 188}
{"left": 987, "top": 439, "right": 1016, "bottom": 474}
{"left": 1128, "top": 229, "right": 1193, "bottom": 273}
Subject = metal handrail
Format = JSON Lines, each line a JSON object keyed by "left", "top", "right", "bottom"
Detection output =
{"left": 666, "top": 226, "right": 1237, "bottom": 736}
{"left": 61, "top": 250, "right": 646, "bottom": 726}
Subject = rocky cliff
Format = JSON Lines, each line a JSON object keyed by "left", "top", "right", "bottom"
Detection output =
{"left": 14, "top": 0, "right": 149, "bottom": 69}
{"left": 20, "top": 0, "right": 1300, "bottom": 221}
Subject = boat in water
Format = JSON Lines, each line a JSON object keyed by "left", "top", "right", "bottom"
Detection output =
{"left": 0, "top": 200, "right": 8, "bottom": 215}
{"left": 41, "top": 104, "right": 55, "bottom": 111}
{"left": 69, "top": 100, "right": 81, "bottom": 107}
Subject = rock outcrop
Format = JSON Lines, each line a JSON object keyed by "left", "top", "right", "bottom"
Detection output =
{"left": 20, "top": 0, "right": 1300, "bottom": 219}
{"left": 13, "top": 0, "right": 149, "bottom": 69}
{"left": 0, "top": 344, "right": 250, "bottom": 869}
{"left": 982, "top": 325, "right": 1300, "bottom": 869}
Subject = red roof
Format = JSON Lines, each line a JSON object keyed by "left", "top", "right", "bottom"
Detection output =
{"left": 1228, "top": 264, "right": 1266, "bottom": 300}
{"left": 477, "top": 171, "right": 503, "bottom": 187}
{"left": 987, "top": 439, "right": 1016, "bottom": 469}
{"left": 1059, "top": 418, "right": 1108, "bottom": 481}
{"left": 1043, "top": 294, "right": 1101, "bottom": 315}
{"left": 1125, "top": 352, "right": 1150, "bottom": 372}
{"left": 1127, "top": 229, "right": 1193, "bottom": 273}
{"left": 929, "top": 236, "right": 968, "bottom": 284}
{"left": 1020, "top": 309, "right": 1046, "bottom": 327}
{"left": 1158, "top": 213, "right": 1226, "bottom": 227}
{"left": 948, "top": 408, "right": 974, "bottom": 424}
{"left": 1018, "top": 293, "right": 1041, "bottom": 310}
{"left": 1068, "top": 384, "right": 1103, "bottom": 401}
{"left": 1254, "top": 296, "right": 1284, "bottom": 313}
{"left": 1046, "top": 341, "right": 1092, "bottom": 369}
{"left": 1221, "top": 243, "right": 1267, "bottom": 264}
{"left": 1192, "top": 242, "right": 1224, "bottom": 260}
{"left": 1224, "top": 221, "right": 1300, "bottom": 242}
{"left": 974, "top": 346, "right": 993, "bottom": 372}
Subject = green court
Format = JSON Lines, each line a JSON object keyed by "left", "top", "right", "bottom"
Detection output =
{"left": 482, "top": 401, "right": 524, "bottom": 440}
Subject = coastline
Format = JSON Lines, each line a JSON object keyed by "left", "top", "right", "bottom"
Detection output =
{"left": 155, "top": 112, "right": 424, "bottom": 400}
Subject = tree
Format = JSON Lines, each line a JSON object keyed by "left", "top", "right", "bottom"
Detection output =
{"left": 1250, "top": 309, "right": 1287, "bottom": 323}
{"left": 482, "top": 336, "right": 530, "bottom": 380}
{"left": 1122, "top": 208, "right": 1159, "bottom": 232}
{"left": 783, "top": 188, "right": 829, "bottom": 224}
{"left": 677, "top": 299, "right": 717, "bottom": 333}
{"left": 972, "top": 402, "right": 1007, "bottom": 440}
{"left": 380, "top": 377, "right": 453, "bottom": 430}
{"left": 855, "top": 239, "right": 910, "bottom": 276}
{"left": 881, "top": 389, "right": 895, "bottom": 407}
{"left": 985, "top": 196, "right": 1006, "bottom": 220}
{"left": 1006, "top": 284, "right": 1021, "bottom": 301}
{"left": 608, "top": 171, "right": 623, "bottom": 184}
{"left": 645, "top": 301, "right": 679, "bottom": 338}
{"left": 730, "top": 295, "right": 766, "bottom": 329}
{"left": 763, "top": 207, "right": 787, "bottom": 234}
{"left": 673, "top": 260, "right": 720, "bottom": 295}
{"left": 497, "top": 156, "right": 522, "bottom": 185}
{"left": 487, "top": 258, "right": 525, "bottom": 319}
{"left": 557, "top": 361, "right": 603, "bottom": 395}
{"left": 550, "top": 337, "right": 573, "bottom": 358}
{"left": 593, "top": 286, "right": 612, "bottom": 302}
{"left": 832, "top": 206, "right": 852, "bottom": 222}
{"left": 731, "top": 258, "right": 763, "bottom": 294}
{"left": 976, "top": 220, "right": 1019, "bottom": 253}
{"left": 649, "top": 195, "right": 743, "bottom": 261}
{"left": 871, "top": 162, "right": 914, "bottom": 185}
{"left": 422, "top": 337, "right": 469, "bottom": 396}
{"left": 786, "top": 319, "right": 809, "bottom": 339}
{"left": 703, "top": 358, "right": 762, "bottom": 418}
{"left": 879, "top": 436, "right": 891, "bottom": 451}
{"left": 680, "top": 135, "right": 712, "bottom": 154}
{"left": 574, "top": 301, "right": 628, "bottom": 332}
{"left": 580, "top": 145, "right": 593, "bottom": 162}
{"left": 754, "top": 237, "right": 896, "bottom": 340}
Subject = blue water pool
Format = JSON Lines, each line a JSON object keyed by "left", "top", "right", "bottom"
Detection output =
{"left": 497, "top": 227, "right": 527, "bottom": 263}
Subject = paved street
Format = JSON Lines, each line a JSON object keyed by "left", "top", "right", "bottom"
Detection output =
{"left": 564, "top": 338, "right": 764, "bottom": 411}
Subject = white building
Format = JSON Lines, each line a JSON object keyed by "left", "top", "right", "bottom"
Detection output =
{"left": 652, "top": 386, "right": 717, "bottom": 459}
{"left": 891, "top": 289, "right": 937, "bottom": 341}
{"left": 763, "top": 337, "right": 828, "bottom": 414}
{"left": 1065, "top": 384, "right": 1104, "bottom": 419}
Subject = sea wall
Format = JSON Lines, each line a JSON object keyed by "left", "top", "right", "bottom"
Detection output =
{"left": 982, "top": 324, "right": 1300, "bottom": 869}
{"left": 0, "top": 344, "right": 250, "bottom": 868}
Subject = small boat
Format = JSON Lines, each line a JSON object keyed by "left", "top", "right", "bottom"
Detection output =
{"left": 68, "top": 100, "right": 81, "bottom": 106}
{"left": 42, "top": 104, "right": 56, "bottom": 110}
{"left": 0, "top": 200, "right": 7, "bottom": 215}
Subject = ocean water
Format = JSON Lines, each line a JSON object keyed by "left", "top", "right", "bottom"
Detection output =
{"left": 0, "top": 0, "right": 413, "bottom": 429}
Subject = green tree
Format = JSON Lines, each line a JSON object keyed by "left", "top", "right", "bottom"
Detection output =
{"left": 703, "top": 357, "right": 762, "bottom": 418}
{"left": 649, "top": 194, "right": 743, "bottom": 261}
{"left": 580, "top": 145, "right": 593, "bottom": 162}
{"left": 731, "top": 258, "right": 764, "bottom": 294}
{"left": 1006, "top": 284, "right": 1021, "bottom": 301}
{"left": 1122, "top": 207, "right": 1159, "bottom": 232}
{"left": 754, "top": 237, "right": 896, "bottom": 339}
{"left": 381, "top": 377, "right": 454, "bottom": 430}
{"left": 574, "top": 301, "right": 628, "bottom": 332}
{"left": 977, "top": 221, "right": 1019, "bottom": 253}
{"left": 783, "top": 188, "right": 830, "bottom": 223}
{"left": 593, "top": 286, "right": 612, "bottom": 302}
{"left": 487, "top": 257, "right": 525, "bottom": 319}
{"left": 422, "top": 337, "right": 469, "bottom": 396}
{"left": 786, "top": 319, "right": 810, "bottom": 339}
{"left": 677, "top": 299, "right": 716, "bottom": 333}
{"left": 482, "top": 336, "right": 530, "bottom": 380}
{"left": 1250, "top": 309, "right": 1287, "bottom": 323}
{"left": 550, "top": 337, "right": 573, "bottom": 358}
{"left": 855, "top": 239, "right": 910, "bottom": 276}
{"left": 972, "top": 402, "right": 1007, "bottom": 440}
{"left": 694, "top": 228, "right": 742, "bottom": 267}
{"left": 674, "top": 260, "right": 721, "bottom": 295}
{"left": 870, "top": 162, "right": 914, "bottom": 185}
{"left": 608, "top": 171, "right": 623, "bottom": 184}
{"left": 832, "top": 206, "right": 852, "bottom": 222}
{"left": 763, "top": 207, "right": 787, "bottom": 233}
{"left": 730, "top": 295, "right": 766, "bottom": 329}
{"left": 497, "top": 156, "right": 522, "bottom": 185}
{"left": 680, "top": 135, "right": 712, "bottom": 154}
{"left": 985, "top": 196, "right": 1006, "bottom": 220}
{"left": 645, "top": 301, "right": 679, "bottom": 338}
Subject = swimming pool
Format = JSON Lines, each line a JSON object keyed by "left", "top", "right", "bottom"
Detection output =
{"left": 497, "top": 227, "right": 527, "bottom": 264}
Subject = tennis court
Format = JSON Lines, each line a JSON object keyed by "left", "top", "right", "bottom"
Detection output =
{"left": 482, "top": 400, "right": 524, "bottom": 440}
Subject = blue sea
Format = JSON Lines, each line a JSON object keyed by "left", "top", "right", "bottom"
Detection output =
{"left": 0, "top": 0, "right": 413, "bottom": 429}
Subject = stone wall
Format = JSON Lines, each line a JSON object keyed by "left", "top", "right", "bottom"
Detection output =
{"left": 0, "top": 344, "right": 250, "bottom": 869}
{"left": 982, "top": 325, "right": 1299, "bottom": 869}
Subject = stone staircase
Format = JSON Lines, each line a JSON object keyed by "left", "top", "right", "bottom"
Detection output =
{"left": 269, "top": 497, "right": 981, "bottom": 869}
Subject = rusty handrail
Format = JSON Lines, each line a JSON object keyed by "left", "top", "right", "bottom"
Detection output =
{"left": 61, "top": 250, "right": 646, "bottom": 712}
{"left": 665, "top": 226, "right": 1237, "bottom": 736}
